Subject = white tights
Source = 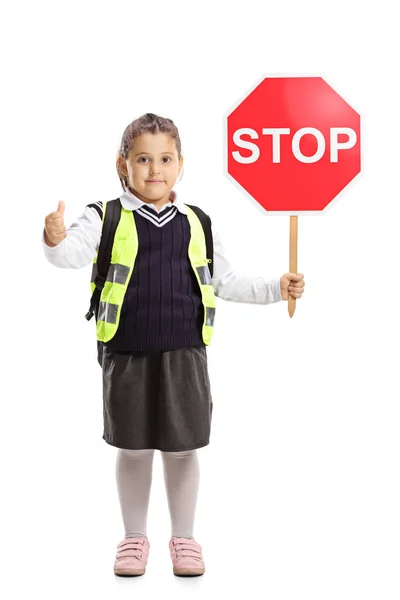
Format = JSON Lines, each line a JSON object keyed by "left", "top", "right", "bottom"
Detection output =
{"left": 115, "top": 448, "right": 200, "bottom": 540}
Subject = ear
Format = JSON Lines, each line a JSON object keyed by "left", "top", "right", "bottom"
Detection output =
{"left": 178, "top": 154, "right": 184, "bottom": 176}
{"left": 117, "top": 155, "right": 128, "bottom": 176}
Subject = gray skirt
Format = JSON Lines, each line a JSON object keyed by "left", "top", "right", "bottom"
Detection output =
{"left": 98, "top": 344, "right": 213, "bottom": 452}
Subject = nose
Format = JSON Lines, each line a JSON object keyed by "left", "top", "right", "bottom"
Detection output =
{"left": 149, "top": 163, "right": 160, "bottom": 175}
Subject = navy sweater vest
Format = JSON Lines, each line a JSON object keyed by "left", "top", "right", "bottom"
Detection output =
{"left": 90, "top": 202, "right": 205, "bottom": 353}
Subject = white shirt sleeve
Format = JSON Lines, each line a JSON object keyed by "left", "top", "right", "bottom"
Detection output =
{"left": 211, "top": 224, "right": 283, "bottom": 304}
{"left": 42, "top": 206, "right": 102, "bottom": 269}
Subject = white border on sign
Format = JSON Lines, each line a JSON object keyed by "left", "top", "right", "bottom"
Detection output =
{"left": 222, "top": 72, "right": 364, "bottom": 217}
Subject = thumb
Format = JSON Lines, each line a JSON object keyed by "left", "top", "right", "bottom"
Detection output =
{"left": 57, "top": 200, "right": 65, "bottom": 216}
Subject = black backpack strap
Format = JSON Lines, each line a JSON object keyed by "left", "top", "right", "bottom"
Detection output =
{"left": 185, "top": 204, "right": 214, "bottom": 278}
{"left": 85, "top": 198, "right": 122, "bottom": 321}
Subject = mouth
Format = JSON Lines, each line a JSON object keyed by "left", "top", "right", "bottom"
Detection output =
{"left": 146, "top": 180, "right": 165, "bottom": 183}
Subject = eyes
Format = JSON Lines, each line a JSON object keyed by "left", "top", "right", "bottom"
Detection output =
{"left": 138, "top": 156, "right": 172, "bottom": 164}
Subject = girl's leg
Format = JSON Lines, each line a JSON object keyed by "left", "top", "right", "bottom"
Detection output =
{"left": 116, "top": 448, "right": 155, "bottom": 538}
{"left": 161, "top": 449, "right": 200, "bottom": 539}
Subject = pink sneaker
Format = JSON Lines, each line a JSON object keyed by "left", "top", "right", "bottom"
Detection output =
{"left": 169, "top": 536, "right": 205, "bottom": 576}
{"left": 114, "top": 536, "right": 150, "bottom": 576}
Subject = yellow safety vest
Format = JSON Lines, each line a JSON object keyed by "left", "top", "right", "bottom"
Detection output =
{"left": 90, "top": 202, "right": 216, "bottom": 345}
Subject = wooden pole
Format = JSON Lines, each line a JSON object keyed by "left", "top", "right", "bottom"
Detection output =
{"left": 288, "top": 215, "right": 298, "bottom": 318}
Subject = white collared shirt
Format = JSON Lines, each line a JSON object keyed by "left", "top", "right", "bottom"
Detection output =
{"left": 120, "top": 187, "right": 188, "bottom": 214}
{"left": 42, "top": 188, "right": 282, "bottom": 304}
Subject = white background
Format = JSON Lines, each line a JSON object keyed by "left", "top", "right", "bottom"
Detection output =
{"left": 1, "top": 1, "right": 399, "bottom": 599}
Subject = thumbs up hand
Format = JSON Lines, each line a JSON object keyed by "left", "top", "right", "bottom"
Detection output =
{"left": 44, "top": 201, "right": 67, "bottom": 247}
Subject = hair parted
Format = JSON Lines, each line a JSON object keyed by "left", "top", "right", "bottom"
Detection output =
{"left": 116, "top": 113, "right": 182, "bottom": 192}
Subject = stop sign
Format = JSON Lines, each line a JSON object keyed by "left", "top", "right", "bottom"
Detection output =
{"left": 225, "top": 75, "right": 361, "bottom": 214}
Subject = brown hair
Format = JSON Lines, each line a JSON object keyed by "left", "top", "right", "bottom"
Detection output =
{"left": 116, "top": 113, "right": 182, "bottom": 192}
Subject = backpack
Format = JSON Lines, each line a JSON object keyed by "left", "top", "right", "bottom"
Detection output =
{"left": 85, "top": 199, "right": 214, "bottom": 322}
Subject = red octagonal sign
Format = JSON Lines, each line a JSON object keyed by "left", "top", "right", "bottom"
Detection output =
{"left": 225, "top": 75, "right": 361, "bottom": 214}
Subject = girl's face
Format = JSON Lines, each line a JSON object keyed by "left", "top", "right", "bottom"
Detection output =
{"left": 120, "top": 133, "right": 183, "bottom": 204}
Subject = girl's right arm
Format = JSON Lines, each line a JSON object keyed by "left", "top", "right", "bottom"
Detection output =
{"left": 42, "top": 201, "right": 103, "bottom": 269}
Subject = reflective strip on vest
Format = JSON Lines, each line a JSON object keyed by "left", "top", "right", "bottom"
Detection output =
{"left": 97, "top": 301, "right": 118, "bottom": 324}
{"left": 90, "top": 201, "right": 216, "bottom": 345}
{"left": 196, "top": 265, "right": 212, "bottom": 286}
{"left": 91, "top": 262, "right": 131, "bottom": 286}
{"left": 205, "top": 306, "right": 215, "bottom": 327}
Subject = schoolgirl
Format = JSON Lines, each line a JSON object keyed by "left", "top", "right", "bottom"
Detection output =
{"left": 43, "top": 112, "right": 305, "bottom": 577}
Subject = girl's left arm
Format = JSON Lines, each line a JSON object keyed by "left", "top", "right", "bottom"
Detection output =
{"left": 211, "top": 225, "right": 283, "bottom": 305}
